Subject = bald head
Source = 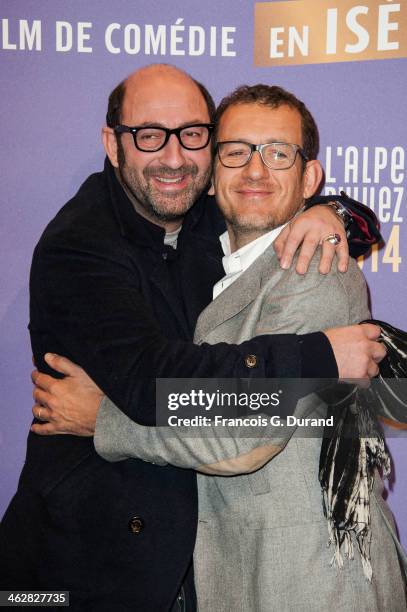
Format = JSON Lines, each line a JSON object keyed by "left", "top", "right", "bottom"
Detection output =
{"left": 106, "top": 64, "right": 215, "bottom": 129}
{"left": 125, "top": 64, "right": 195, "bottom": 93}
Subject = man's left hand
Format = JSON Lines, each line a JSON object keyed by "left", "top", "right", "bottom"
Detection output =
{"left": 31, "top": 353, "right": 103, "bottom": 436}
{"left": 274, "top": 204, "right": 348, "bottom": 275}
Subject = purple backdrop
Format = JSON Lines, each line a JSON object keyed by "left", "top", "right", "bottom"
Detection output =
{"left": 1, "top": 0, "right": 406, "bottom": 546}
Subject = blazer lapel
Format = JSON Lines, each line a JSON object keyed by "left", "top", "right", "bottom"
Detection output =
{"left": 195, "top": 244, "right": 280, "bottom": 343}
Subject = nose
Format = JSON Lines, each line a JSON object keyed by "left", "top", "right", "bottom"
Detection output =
{"left": 242, "top": 150, "right": 269, "bottom": 180}
{"left": 158, "top": 134, "right": 187, "bottom": 169}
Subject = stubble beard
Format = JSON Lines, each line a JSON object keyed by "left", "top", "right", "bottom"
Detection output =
{"left": 226, "top": 197, "right": 303, "bottom": 237}
{"left": 117, "top": 140, "right": 211, "bottom": 223}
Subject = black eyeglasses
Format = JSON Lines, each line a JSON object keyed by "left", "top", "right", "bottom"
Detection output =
{"left": 216, "top": 141, "right": 309, "bottom": 170}
{"left": 114, "top": 124, "right": 215, "bottom": 152}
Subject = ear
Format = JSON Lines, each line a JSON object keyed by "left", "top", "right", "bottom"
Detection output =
{"left": 102, "top": 127, "right": 119, "bottom": 168}
{"left": 302, "top": 160, "right": 323, "bottom": 199}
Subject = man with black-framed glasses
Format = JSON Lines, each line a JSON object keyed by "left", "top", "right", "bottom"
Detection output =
{"left": 0, "top": 64, "right": 384, "bottom": 611}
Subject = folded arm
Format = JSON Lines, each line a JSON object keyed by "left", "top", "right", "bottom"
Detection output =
{"left": 95, "top": 398, "right": 287, "bottom": 475}
{"left": 32, "top": 258, "right": 383, "bottom": 475}
{"left": 95, "top": 257, "right": 373, "bottom": 472}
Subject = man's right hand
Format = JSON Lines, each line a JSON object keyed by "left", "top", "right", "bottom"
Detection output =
{"left": 324, "top": 323, "right": 386, "bottom": 379}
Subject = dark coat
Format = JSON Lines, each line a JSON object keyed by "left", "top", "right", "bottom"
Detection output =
{"left": 0, "top": 160, "right": 372, "bottom": 610}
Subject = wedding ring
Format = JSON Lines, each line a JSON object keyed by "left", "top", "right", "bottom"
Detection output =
{"left": 322, "top": 233, "right": 341, "bottom": 246}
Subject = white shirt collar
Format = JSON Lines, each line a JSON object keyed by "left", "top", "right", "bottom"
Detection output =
{"left": 213, "top": 224, "right": 286, "bottom": 300}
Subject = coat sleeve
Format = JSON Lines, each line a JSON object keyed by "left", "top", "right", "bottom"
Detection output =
{"left": 94, "top": 397, "right": 293, "bottom": 471}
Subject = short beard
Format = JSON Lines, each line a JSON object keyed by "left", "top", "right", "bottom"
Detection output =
{"left": 226, "top": 201, "right": 302, "bottom": 236}
{"left": 117, "top": 138, "right": 211, "bottom": 223}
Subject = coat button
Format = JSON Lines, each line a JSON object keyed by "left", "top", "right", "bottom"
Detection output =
{"left": 128, "top": 516, "right": 144, "bottom": 534}
{"left": 245, "top": 354, "right": 258, "bottom": 369}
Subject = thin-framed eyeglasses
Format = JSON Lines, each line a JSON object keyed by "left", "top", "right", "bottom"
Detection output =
{"left": 114, "top": 124, "right": 215, "bottom": 152}
{"left": 216, "top": 141, "right": 309, "bottom": 170}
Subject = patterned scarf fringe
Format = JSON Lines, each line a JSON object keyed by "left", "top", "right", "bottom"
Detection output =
{"left": 320, "top": 390, "right": 391, "bottom": 582}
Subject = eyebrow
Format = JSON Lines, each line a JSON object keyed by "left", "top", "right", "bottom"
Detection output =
{"left": 126, "top": 119, "right": 210, "bottom": 129}
{"left": 222, "top": 138, "right": 290, "bottom": 144}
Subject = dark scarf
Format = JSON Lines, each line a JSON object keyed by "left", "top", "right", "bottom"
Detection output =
{"left": 319, "top": 320, "right": 407, "bottom": 580}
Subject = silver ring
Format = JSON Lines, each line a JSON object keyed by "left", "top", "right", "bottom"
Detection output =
{"left": 322, "top": 233, "right": 341, "bottom": 246}
{"left": 37, "top": 407, "right": 42, "bottom": 420}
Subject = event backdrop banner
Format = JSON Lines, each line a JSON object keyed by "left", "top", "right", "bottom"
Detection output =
{"left": 1, "top": 0, "right": 406, "bottom": 546}
{"left": 254, "top": 0, "right": 407, "bottom": 66}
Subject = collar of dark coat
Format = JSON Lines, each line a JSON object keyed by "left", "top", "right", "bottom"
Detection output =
{"left": 104, "top": 158, "right": 224, "bottom": 252}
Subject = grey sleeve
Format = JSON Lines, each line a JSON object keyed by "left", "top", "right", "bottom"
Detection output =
{"left": 94, "top": 395, "right": 298, "bottom": 467}
{"left": 254, "top": 257, "right": 370, "bottom": 336}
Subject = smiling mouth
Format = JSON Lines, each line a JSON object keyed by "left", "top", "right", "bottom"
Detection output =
{"left": 155, "top": 176, "right": 185, "bottom": 184}
{"left": 237, "top": 189, "right": 272, "bottom": 196}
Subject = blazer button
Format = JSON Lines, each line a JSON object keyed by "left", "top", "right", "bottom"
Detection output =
{"left": 245, "top": 354, "right": 258, "bottom": 369}
{"left": 128, "top": 516, "right": 144, "bottom": 534}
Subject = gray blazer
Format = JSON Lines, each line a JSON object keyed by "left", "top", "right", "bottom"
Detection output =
{"left": 95, "top": 246, "right": 407, "bottom": 611}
